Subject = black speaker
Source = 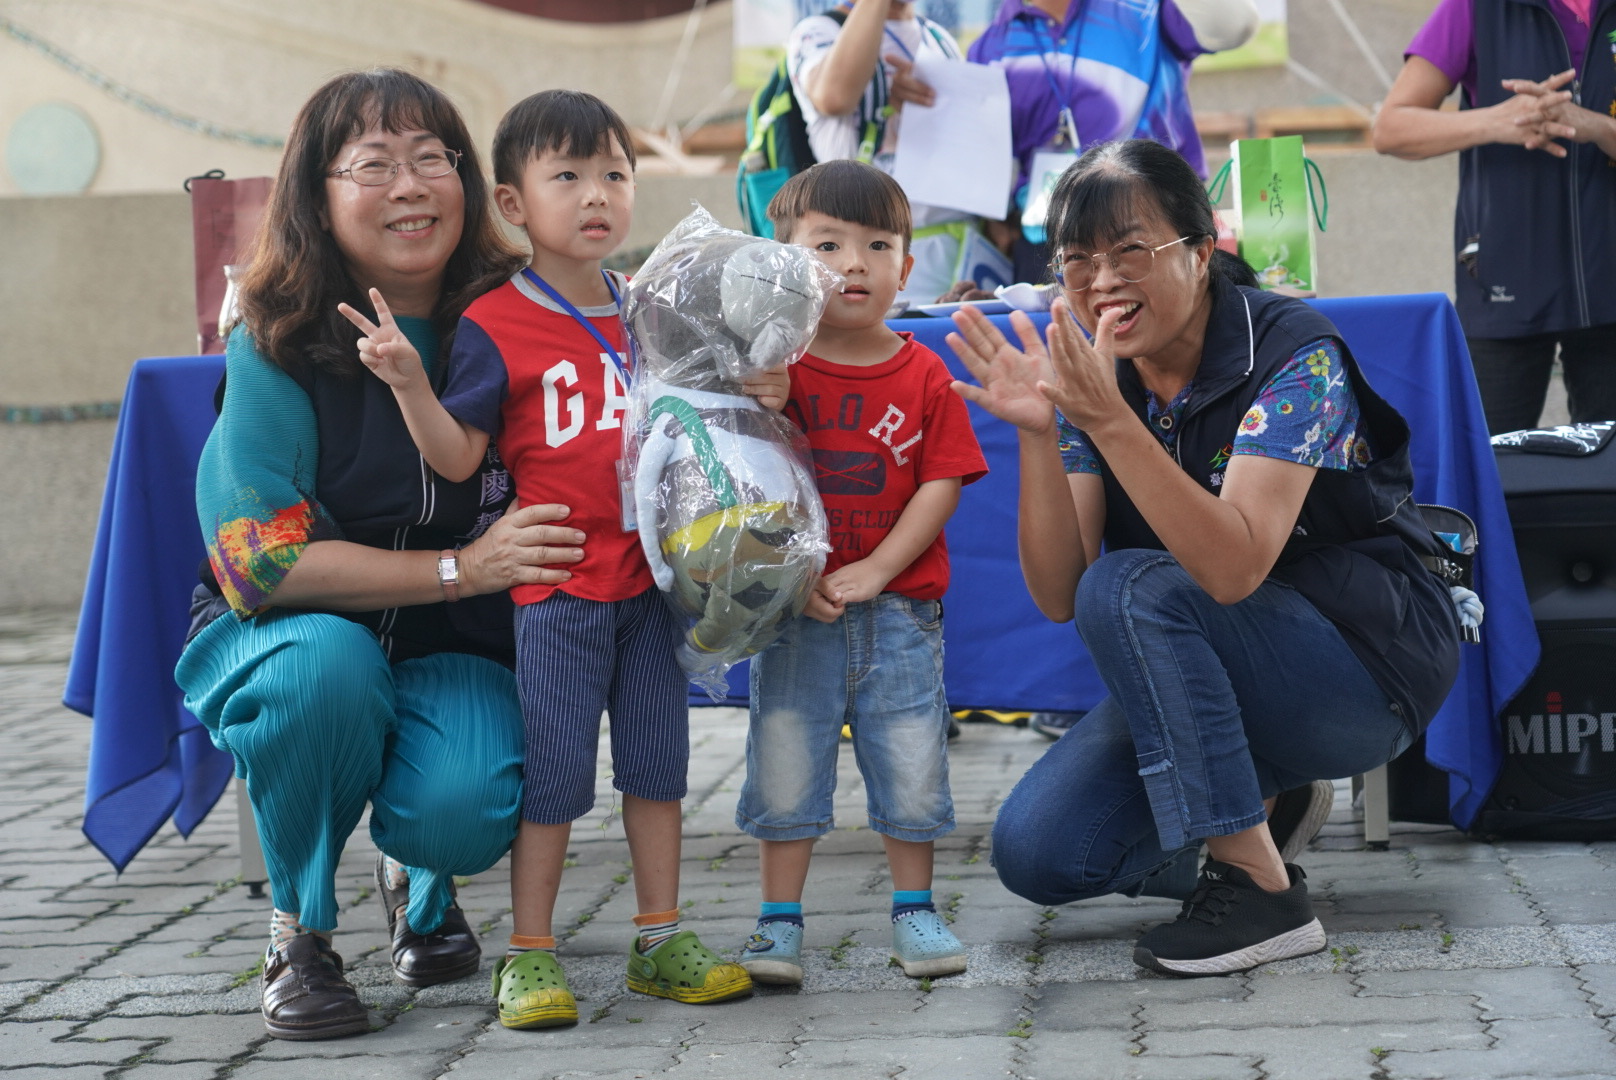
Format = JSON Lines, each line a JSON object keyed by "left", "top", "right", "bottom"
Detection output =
{"left": 1470, "top": 430, "right": 1616, "bottom": 838}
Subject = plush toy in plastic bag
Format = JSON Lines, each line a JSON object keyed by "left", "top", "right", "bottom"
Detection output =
{"left": 623, "top": 207, "right": 838, "bottom": 698}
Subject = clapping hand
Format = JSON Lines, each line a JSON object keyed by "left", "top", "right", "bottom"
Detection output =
{"left": 1041, "top": 299, "right": 1129, "bottom": 433}
{"left": 338, "top": 288, "right": 425, "bottom": 391}
{"left": 945, "top": 307, "right": 1060, "bottom": 434}
{"left": 947, "top": 301, "right": 1128, "bottom": 435}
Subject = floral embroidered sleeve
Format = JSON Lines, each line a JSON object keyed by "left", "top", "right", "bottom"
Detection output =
{"left": 1055, "top": 410, "right": 1101, "bottom": 475}
{"left": 196, "top": 328, "right": 340, "bottom": 616}
{"left": 1232, "top": 338, "right": 1373, "bottom": 471}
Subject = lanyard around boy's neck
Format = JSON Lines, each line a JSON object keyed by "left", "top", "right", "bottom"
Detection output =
{"left": 520, "top": 267, "right": 630, "bottom": 386}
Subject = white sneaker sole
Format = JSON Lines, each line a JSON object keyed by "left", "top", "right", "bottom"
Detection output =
{"left": 892, "top": 951, "right": 968, "bottom": 978}
{"left": 1133, "top": 918, "right": 1327, "bottom": 977}
{"left": 740, "top": 958, "right": 802, "bottom": 985}
{"left": 1277, "top": 780, "right": 1337, "bottom": 863}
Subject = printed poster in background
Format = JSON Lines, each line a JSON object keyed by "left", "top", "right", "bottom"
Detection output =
{"left": 733, "top": 0, "right": 1002, "bottom": 90}
{"left": 1192, "top": 0, "right": 1287, "bottom": 72}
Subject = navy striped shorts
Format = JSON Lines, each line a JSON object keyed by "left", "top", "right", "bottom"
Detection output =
{"left": 514, "top": 587, "right": 689, "bottom": 824}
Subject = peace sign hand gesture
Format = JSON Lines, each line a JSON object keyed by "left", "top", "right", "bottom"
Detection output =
{"left": 338, "top": 288, "right": 425, "bottom": 391}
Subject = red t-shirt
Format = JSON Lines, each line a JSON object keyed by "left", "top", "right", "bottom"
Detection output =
{"left": 784, "top": 333, "right": 987, "bottom": 600}
{"left": 441, "top": 272, "right": 652, "bottom": 606}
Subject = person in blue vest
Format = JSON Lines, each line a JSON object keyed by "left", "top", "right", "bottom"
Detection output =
{"left": 1373, "top": 0, "right": 1616, "bottom": 435}
{"left": 946, "top": 139, "right": 1462, "bottom": 977}
{"left": 176, "top": 69, "right": 580, "bottom": 1039}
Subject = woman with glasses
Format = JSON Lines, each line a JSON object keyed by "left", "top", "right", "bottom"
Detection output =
{"left": 176, "top": 69, "right": 580, "bottom": 1040}
{"left": 947, "top": 139, "right": 1460, "bottom": 978}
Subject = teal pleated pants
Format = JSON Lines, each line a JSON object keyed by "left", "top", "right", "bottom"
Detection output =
{"left": 176, "top": 610, "right": 523, "bottom": 934}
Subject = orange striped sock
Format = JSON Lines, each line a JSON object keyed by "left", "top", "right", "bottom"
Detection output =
{"left": 633, "top": 908, "right": 681, "bottom": 951}
{"left": 506, "top": 933, "right": 556, "bottom": 958}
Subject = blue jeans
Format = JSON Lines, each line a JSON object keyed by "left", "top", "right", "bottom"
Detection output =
{"left": 992, "top": 550, "right": 1415, "bottom": 906}
{"left": 738, "top": 593, "right": 955, "bottom": 842}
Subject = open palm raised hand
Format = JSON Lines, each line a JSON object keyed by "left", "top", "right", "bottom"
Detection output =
{"left": 337, "top": 288, "right": 425, "bottom": 391}
{"left": 945, "top": 307, "right": 1060, "bottom": 434}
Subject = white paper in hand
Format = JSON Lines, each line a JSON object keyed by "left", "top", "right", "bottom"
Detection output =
{"left": 890, "top": 59, "right": 1013, "bottom": 220}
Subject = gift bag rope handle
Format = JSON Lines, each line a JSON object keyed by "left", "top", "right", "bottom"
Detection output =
{"left": 1203, "top": 157, "right": 1328, "bottom": 233}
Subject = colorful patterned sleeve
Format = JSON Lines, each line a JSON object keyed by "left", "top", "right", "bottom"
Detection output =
{"left": 196, "top": 328, "right": 339, "bottom": 616}
{"left": 1055, "top": 411, "right": 1101, "bottom": 475}
{"left": 1231, "top": 338, "right": 1373, "bottom": 472}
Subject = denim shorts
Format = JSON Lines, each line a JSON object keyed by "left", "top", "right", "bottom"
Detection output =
{"left": 737, "top": 592, "right": 955, "bottom": 843}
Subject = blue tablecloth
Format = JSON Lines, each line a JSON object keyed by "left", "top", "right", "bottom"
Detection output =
{"left": 66, "top": 293, "right": 1537, "bottom": 870}
{"left": 66, "top": 356, "right": 234, "bottom": 871}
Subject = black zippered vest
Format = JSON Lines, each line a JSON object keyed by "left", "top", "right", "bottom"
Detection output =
{"left": 1455, "top": 0, "right": 1616, "bottom": 339}
{"left": 190, "top": 337, "right": 518, "bottom": 668}
{"left": 283, "top": 358, "right": 517, "bottom": 667}
{"left": 1089, "top": 282, "right": 1461, "bottom": 729}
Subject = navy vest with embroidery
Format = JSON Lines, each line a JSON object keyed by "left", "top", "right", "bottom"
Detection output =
{"left": 1455, "top": 0, "right": 1616, "bottom": 338}
{"left": 1088, "top": 282, "right": 1460, "bottom": 728}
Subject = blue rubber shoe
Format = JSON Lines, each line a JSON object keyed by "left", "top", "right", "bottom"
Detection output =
{"left": 739, "top": 920, "right": 803, "bottom": 985}
{"left": 891, "top": 910, "right": 967, "bottom": 978}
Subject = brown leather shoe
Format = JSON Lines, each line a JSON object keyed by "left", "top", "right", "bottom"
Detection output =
{"left": 261, "top": 935, "right": 369, "bottom": 1041}
{"left": 376, "top": 855, "right": 481, "bottom": 987}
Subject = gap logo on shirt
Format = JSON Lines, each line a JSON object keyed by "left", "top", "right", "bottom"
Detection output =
{"left": 539, "top": 351, "right": 629, "bottom": 448}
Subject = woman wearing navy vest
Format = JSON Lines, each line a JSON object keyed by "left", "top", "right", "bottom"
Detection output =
{"left": 176, "top": 70, "right": 581, "bottom": 1039}
{"left": 1374, "top": 0, "right": 1616, "bottom": 435}
{"left": 948, "top": 140, "right": 1461, "bottom": 977}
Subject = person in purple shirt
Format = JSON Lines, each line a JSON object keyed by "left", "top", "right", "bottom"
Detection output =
{"left": 1374, "top": 0, "right": 1616, "bottom": 434}
{"left": 946, "top": 0, "right": 1258, "bottom": 290}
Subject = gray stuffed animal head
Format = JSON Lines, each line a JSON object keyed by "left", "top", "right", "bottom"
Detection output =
{"left": 625, "top": 207, "right": 837, "bottom": 389}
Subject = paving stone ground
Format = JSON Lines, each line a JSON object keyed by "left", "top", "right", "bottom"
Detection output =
{"left": 3, "top": 607, "right": 1614, "bottom": 1079}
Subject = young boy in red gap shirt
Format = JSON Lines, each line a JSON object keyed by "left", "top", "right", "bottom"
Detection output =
{"left": 340, "top": 90, "right": 781, "bottom": 1027}
{"left": 735, "top": 160, "right": 988, "bottom": 987}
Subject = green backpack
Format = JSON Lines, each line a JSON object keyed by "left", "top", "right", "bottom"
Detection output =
{"left": 736, "top": 9, "right": 884, "bottom": 239}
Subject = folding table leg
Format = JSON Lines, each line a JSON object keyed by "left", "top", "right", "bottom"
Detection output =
{"left": 236, "top": 777, "right": 269, "bottom": 899}
{"left": 1360, "top": 765, "right": 1390, "bottom": 850}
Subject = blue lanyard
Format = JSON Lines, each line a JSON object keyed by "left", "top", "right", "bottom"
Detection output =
{"left": 882, "top": 23, "right": 914, "bottom": 62}
{"left": 520, "top": 268, "right": 630, "bottom": 386}
{"left": 1027, "top": 2, "right": 1088, "bottom": 148}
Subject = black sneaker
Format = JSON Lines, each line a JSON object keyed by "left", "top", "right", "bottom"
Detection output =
{"left": 1266, "top": 780, "right": 1335, "bottom": 863}
{"left": 1133, "top": 860, "right": 1325, "bottom": 977}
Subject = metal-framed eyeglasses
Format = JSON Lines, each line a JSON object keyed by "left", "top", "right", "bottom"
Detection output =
{"left": 1050, "top": 235, "right": 1200, "bottom": 291}
{"left": 327, "top": 149, "right": 462, "bottom": 186}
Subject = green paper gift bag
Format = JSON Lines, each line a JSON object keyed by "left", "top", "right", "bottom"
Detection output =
{"left": 1208, "top": 136, "right": 1328, "bottom": 292}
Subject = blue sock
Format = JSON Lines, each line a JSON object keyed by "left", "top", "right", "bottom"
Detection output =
{"left": 891, "top": 889, "right": 934, "bottom": 922}
{"left": 759, "top": 901, "right": 803, "bottom": 927}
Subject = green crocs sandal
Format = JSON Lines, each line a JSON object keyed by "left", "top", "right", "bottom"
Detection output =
{"left": 493, "top": 949, "right": 577, "bottom": 1029}
{"left": 626, "top": 930, "right": 753, "bottom": 1004}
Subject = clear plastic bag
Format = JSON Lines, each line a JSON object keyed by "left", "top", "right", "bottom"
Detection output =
{"left": 622, "top": 206, "right": 839, "bottom": 698}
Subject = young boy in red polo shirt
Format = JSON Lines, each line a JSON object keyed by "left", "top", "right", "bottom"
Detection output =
{"left": 735, "top": 160, "right": 988, "bottom": 986}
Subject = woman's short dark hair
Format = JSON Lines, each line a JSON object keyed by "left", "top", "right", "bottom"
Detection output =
{"left": 238, "top": 68, "right": 522, "bottom": 375}
{"left": 767, "top": 160, "right": 913, "bottom": 252}
{"left": 1046, "top": 139, "right": 1250, "bottom": 285}
{"left": 492, "top": 90, "right": 636, "bottom": 188}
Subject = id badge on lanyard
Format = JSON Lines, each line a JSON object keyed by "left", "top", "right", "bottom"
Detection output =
{"left": 519, "top": 268, "right": 640, "bottom": 532}
{"left": 1022, "top": 107, "right": 1080, "bottom": 243}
